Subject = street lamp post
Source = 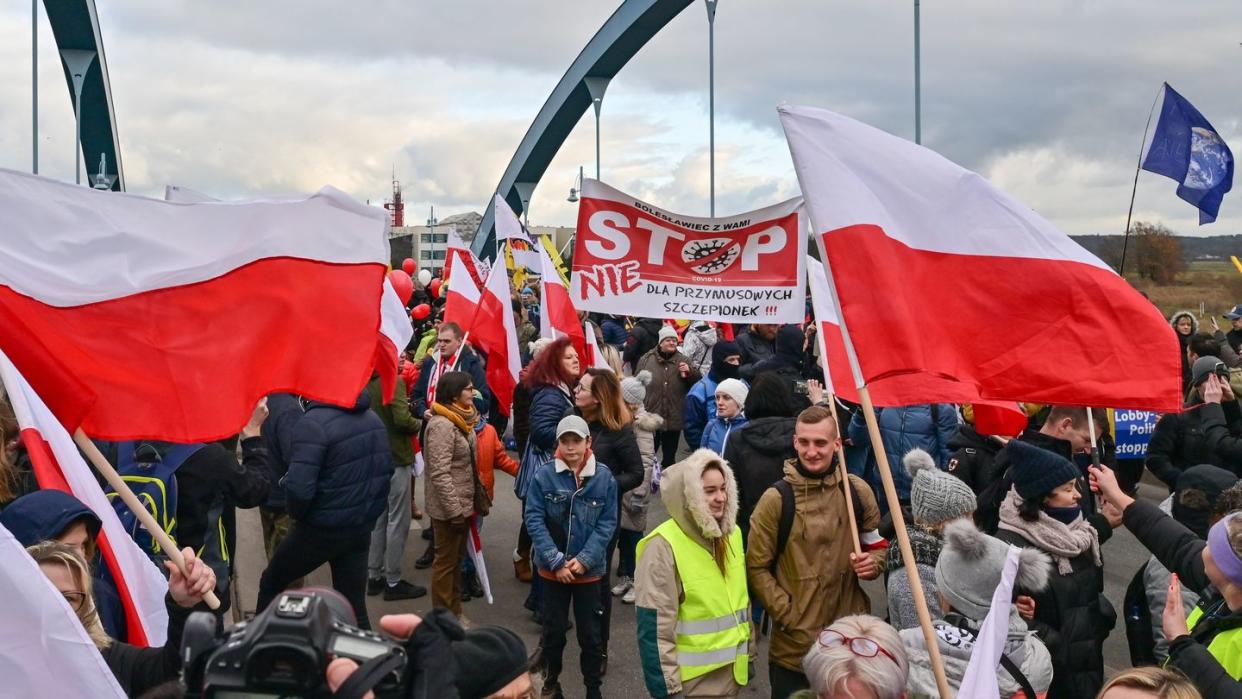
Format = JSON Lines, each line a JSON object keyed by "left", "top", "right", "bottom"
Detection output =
{"left": 32, "top": 0, "right": 38, "bottom": 174}
{"left": 584, "top": 78, "right": 609, "bottom": 182}
{"left": 705, "top": 0, "right": 718, "bottom": 216}
{"left": 427, "top": 206, "right": 439, "bottom": 276}
{"left": 567, "top": 165, "right": 584, "bottom": 203}
{"left": 60, "top": 49, "right": 96, "bottom": 185}
{"left": 914, "top": 0, "right": 921, "bottom": 144}
{"left": 91, "top": 153, "right": 116, "bottom": 190}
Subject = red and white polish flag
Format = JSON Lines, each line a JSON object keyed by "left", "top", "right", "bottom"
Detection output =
{"left": 467, "top": 266, "right": 521, "bottom": 415}
{"left": 444, "top": 252, "right": 485, "bottom": 334}
{"left": 781, "top": 106, "right": 1182, "bottom": 412}
{"left": 445, "top": 230, "right": 488, "bottom": 289}
{"left": 0, "top": 169, "right": 412, "bottom": 441}
{"left": 583, "top": 321, "right": 612, "bottom": 371}
{"left": 0, "top": 521, "right": 127, "bottom": 696}
{"left": 0, "top": 349, "right": 170, "bottom": 647}
{"left": 465, "top": 516, "right": 493, "bottom": 605}
{"left": 538, "top": 243, "right": 587, "bottom": 363}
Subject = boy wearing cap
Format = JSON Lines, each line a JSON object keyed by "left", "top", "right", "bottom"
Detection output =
{"left": 700, "top": 378, "right": 749, "bottom": 455}
{"left": 523, "top": 415, "right": 619, "bottom": 699}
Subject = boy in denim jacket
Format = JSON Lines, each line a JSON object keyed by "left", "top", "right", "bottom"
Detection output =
{"left": 524, "top": 415, "right": 619, "bottom": 699}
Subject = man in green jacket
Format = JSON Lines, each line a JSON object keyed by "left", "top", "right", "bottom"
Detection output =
{"left": 366, "top": 373, "right": 426, "bottom": 601}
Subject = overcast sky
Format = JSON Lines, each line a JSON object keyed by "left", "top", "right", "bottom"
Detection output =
{"left": 1, "top": 1, "right": 1239, "bottom": 236}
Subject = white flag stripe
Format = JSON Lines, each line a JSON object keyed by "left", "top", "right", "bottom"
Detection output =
{"left": 957, "top": 544, "right": 1022, "bottom": 697}
{"left": 467, "top": 516, "right": 494, "bottom": 605}
{"left": 0, "top": 522, "right": 127, "bottom": 697}
{"left": 0, "top": 167, "right": 389, "bottom": 307}
{"left": 494, "top": 195, "right": 534, "bottom": 244}
{"left": 380, "top": 280, "right": 415, "bottom": 352}
{"left": 0, "top": 350, "right": 170, "bottom": 645}
{"left": 778, "top": 105, "right": 1108, "bottom": 269}
{"left": 806, "top": 258, "right": 838, "bottom": 395}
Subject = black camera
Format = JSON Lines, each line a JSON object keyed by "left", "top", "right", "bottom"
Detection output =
{"left": 182, "top": 588, "right": 406, "bottom": 698}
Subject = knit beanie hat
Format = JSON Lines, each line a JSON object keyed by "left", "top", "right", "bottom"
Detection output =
{"left": 658, "top": 325, "right": 679, "bottom": 343}
{"left": 715, "top": 379, "right": 749, "bottom": 410}
{"left": 621, "top": 370, "right": 652, "bottom": 406}
{"left": 904, "top": 448, "right": 976, "bottom": 526}
{"left": 1007, "top": 439, "right": 1081, "bottom": 501}
{"left": 452, "top": 625, "right": 529, "bottom": 699}
{"left": 936, "top": 520, "right": 1051, "bottom": 620}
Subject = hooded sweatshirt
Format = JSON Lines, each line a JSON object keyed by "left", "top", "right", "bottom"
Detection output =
{"left": 634, "top": 449, "right": 746, "bottom": 698}
{"left": 0, "top": 490, "right": 128, "bottom": 639}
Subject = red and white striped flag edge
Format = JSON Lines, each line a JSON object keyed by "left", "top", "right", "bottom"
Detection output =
{"left": 0, "top": 169, "right": 412, "bottom": 441}
{"left": 445, "top": 230, "right": 487, "bottom": 289}
{"left": 444, "top": 258, "right": 484, "bottom": 334}
{"left": 782, "top": 106, "right": 1182, "bottom": 413}
{"left": 0, "top": 521, "right": 127, "bottom": 696}
{"left": 584, "top": 321, "right": 612, "bottom": 371}
{"left": 468, "top": 266, "right": 521, "bottom": 415}
{"left": 0, "top": 349, "right": 169, "bottom": 647}
{"left": 538, "top": 244, "right": 587, "bottom": 363}
{"left": 466, "top": 516, "right": 493, "bottom": 605}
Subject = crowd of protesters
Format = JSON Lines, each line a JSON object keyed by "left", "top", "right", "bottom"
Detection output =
{"left": 7, "top": 288, "right": 1242, "bottom": 699}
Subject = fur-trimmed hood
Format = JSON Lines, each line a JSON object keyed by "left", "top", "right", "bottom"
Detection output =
{"left": 1169, "top": 309, "right": 1199, "bottom": 335}
{"left": 633, "top": 408, "right": 665, "bottom": 434}
{"left": 659, "top": 448, "right": 740, "bottom": 545}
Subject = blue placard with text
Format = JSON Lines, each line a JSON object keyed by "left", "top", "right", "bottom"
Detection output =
{"left": 1114, "top": 409, "right": 1159, "bottom": 459}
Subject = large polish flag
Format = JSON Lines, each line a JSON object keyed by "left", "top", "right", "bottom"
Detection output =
{"left": 781, "top": 106, "right": 1182, "bottom": 412}
{"left": 468, "top": 267, "right": 521, "bottom": 415}
{"left": 0, "top": 350, "right": 170, "bottom": 647}
{"left": 0, "top": 522, "right": 126, "bottom": 697}
{"left": 538, "top": 243, "right": 587, "bottom": 363}
{"left": 0, "top": 169, "right": 411, "bottom": 441}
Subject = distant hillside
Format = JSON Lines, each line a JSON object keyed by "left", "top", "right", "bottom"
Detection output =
{"left": 1073, "top": 234, "right": 1242, "bottom": 262}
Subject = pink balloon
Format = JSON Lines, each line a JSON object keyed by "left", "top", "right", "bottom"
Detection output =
{"left": 401, "top": 258, "right": 416, "bottom": 275}
{"left": 388, "top": 269, "right": 414, "bottom": 305}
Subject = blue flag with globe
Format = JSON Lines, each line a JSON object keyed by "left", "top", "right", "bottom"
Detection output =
{"left": 1141, "top": 83, "right": 1234, "bottom": 224}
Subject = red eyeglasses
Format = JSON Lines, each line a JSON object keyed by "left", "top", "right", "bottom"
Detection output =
{"left": 817, "top": 629, "right": 900, "bottom": 666}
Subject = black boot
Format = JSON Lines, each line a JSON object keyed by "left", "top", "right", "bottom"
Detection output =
{"left": 465, "top": 573, "right": 485, "bottom": 599}
{"left": 414, "top": 545, "right": 434, "bottom": 570}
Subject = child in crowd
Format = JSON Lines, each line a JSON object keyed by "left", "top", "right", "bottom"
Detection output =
{"left": 524, "top": 416, "right": 618, "bottom": 699}
{"left": 700, "top": 378, "right": 748, "bottom": 455}
{"left": 612, "top": 371, "right": 663, "bottom": 604}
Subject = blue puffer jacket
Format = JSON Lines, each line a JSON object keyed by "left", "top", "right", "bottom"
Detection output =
{"left": 523, "top": 455, "right": 618, "bottom": 578}
{"left": 701, "top": 413, "right": 749, "bottom": 455}
{"left": 283, "top": 390, "right": 392, "bottom": 530}
{"left": 0, "top": 489, "right": 127, "bottom": 640}
{"left": 848, "top": 404, "right": 958, "bottom": 500}
{"left": 514, "top": 383, "right": 573, "bottom": 499}
{"left": 682, "top": 375, "right": 720, "bottom": 450}
{"left": 260, "top": 393, "right": 303, "bottom": 510}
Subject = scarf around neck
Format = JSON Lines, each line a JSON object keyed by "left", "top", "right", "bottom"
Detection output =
{"left": 432, "top": 401, "right": 479, "bottom": 435}
{"left": 998, "top": 489, "right": 1100, "bottom": 575}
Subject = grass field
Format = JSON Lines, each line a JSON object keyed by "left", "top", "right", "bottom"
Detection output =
{"left": 1128, "top": 260, "right": 1242, "bottom": 319}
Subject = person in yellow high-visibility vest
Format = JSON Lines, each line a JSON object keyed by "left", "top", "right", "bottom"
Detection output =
{"left": 635, "top": 449, "right": 749, "bottom": 698}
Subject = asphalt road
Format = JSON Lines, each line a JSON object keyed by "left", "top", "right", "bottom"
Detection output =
{"left": 232, "top": 468, "right": 1168, "bottom": 698}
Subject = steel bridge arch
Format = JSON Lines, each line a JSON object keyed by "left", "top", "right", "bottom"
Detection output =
{"left": 471, "top": 0, "right": 695, "bottom": 258}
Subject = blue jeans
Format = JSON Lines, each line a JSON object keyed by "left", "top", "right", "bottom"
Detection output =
{"left": 617, "top": 528, "right": 642, "bottom": 578}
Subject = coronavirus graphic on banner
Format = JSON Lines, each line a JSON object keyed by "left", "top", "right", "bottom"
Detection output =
{"left": 569, "top": 180, "right": 806, "bottom": 323}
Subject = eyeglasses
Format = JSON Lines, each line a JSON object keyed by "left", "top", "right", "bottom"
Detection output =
{"left": 817, "top": 629, "right": 899, "bottom": 666}
{"left": 61, "top": 591, "right": 87, "bottom": 611}
{"left": 573, "top": 383, "right": 588, "bottom": 393}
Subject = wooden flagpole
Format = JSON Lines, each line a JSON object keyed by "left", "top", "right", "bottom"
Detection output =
{"left": 817, "top": 253, "right": 952, "bottom": 699}
{"left": 73, "top": 430, "right": 221, "bottom": 610}
{"left": 825, "top": 395, "right": 862, "bottom": 556}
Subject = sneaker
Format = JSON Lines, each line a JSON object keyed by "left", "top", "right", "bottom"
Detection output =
{"left": 622, "top": 586, "right": 636, "bottom": 605}
{"left": 383, "top": 580, "right": 428, "bottom": 601}
{"left": 610, "top": 576, "right": 632, "bottom": 597}
{"left": 466, "top": 573, "right": 485, "bottom": 599}
{"left": 366, "top": 577, "right": 384, "bottom": 597}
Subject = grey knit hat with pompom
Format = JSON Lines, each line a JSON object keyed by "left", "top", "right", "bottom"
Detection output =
{"left": 936, "top": 519, "right": 1051, "bottom": 620}
{"left": 904, "top": 448, "right": 977, "bottom": 526}
{"left": 621, "top": 370, "right": 652, "bottom": 406}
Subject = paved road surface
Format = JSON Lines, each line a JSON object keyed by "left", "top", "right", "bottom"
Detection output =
{"left": 233, "top": 469, "right": 1167, "bottom": 697}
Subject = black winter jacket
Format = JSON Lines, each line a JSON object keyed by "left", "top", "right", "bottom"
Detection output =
{"left": 411, "top": 347, "right": 490, "bottom": 419}
{"left": 515, "top": 383, "right": 574, "bottom": 500}
{"left": 996, "top": 527, "right": 1107, "bottom": 699}
{"left": 722, "top": 416, "right": 797, "bottom": 541}
{"left": 102, "top": 596, "right": 190, "bottom": 697}
{"left": 734, "top": 327, "right": 776, "bottom": 370}
{"left": 174, "top": 439, "right": 271, "bottom": 554}
{"left": 623, "top": 319, "right": 664, "bottom": 371}
{"left": 260, "top": 393, "right": 303, "bottom": 510}
{"left": 1125, "top": 498, "right": 1242, "bottom": 699}
{"left": 585, "top": 419, "right": 643, "bottom": 495}
{"left": 741, "top": 325, "right": 814, "bottom": 410}
{"left": 283, "top": 390, "right": 391, "bottom": 530}
{"left": 1147, "top": 401, "right": 1242, "bottom": 491}
{"left": 945, "top": 424, "right": 1006, "bottom": 494}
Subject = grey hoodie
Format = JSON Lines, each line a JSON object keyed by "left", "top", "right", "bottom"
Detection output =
{"left": 901, "top": 611, "right": 1053, "bottom": 698}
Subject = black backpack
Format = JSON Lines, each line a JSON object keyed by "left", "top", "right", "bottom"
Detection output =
{"left": 1124, "top": 562, "right": 1158, "bottom": 667}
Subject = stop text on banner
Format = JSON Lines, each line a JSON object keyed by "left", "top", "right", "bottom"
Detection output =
{"left": 569, "top": 180, "right": 806, "bottom": 323}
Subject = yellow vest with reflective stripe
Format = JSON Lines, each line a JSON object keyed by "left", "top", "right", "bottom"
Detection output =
{"left": 1183, "top": 606, "right": 1242, "bottom": 679}
{"left": 638, "top": 519, "right": 749, "bottom": 685}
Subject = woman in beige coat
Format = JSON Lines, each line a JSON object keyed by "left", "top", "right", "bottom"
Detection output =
{"left": 423, "top": 370, "right": 479, "bottom": 616}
